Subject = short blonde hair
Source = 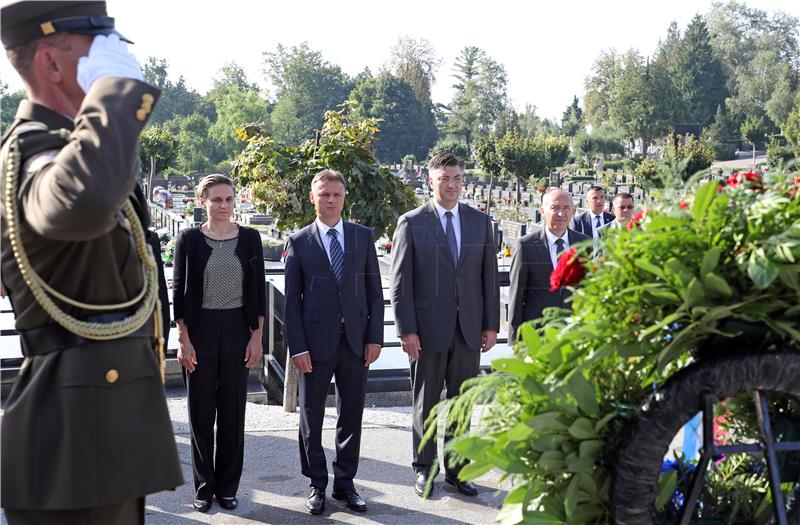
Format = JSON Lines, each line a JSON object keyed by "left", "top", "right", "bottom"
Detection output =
{"left": 196, "top": 174, "right": 235, "bottom": 201}
{"left": 311, "top": 169, "right": 346, "bottom": 189}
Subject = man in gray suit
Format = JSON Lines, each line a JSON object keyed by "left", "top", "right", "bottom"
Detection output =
{"left": 391, "top": 153, "right": 500, "bottom": 498}
{"left": 508, "top": 189, "right": 590, "bottom": 340}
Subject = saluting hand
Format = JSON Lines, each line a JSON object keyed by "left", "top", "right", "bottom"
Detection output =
{"left": 400, "top": 333, "right": 421, "bottom": 360}
{"left": 244, "top": 333, "right": 262, "bottom": 368}
{"left": 364, "top": 344, "right": 381, "bottom": 368}
{"left": 177, "top": 338, "right": 197, "bottom": 373}
{"left": 481, "top": 330, "right": 497, "bottom": 353}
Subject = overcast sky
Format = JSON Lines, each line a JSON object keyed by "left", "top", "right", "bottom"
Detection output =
{"left": 2, "top": 0, "right": 799, "bottom": 121}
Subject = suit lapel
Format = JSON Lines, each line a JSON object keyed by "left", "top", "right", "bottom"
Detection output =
{"left": 308, "top": 222, "right": 337, "bottom": 282}
{"left": 425, "top": 201, "right": 455, "bottom": 269}
{"left": 456, "top": 203, "right": 470, "bottom": 269}
{"left": 534, "top": 229, "right": 554, "bottom": 269}
{"left": 342, "top": 221, "right": 355, "bottom": 282}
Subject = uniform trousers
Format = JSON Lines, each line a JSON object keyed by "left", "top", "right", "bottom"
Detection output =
{"left": 298, "top": 331, "right": 368, "bottom": 491}
{"left": 5, "top": 497, "right": 143, "bottom": 525}
{"left": 409, "top": 322, "right": 480, "bottom": 476}
{"left": 186, "top": 308, "right": 250, "bottom": 501}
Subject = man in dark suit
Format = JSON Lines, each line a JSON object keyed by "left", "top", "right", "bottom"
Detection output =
{"left": 284, "top": 169, "right": 384, "bottom": 515}
{"left": 508, "top": 189, "right": 590, "bottom": 340}
{"left": 572, "top": 185, "right": 615, "bottom": 239}
{"left": 601, "top": 192, "right": 636, "bottom": 231}
{"left": 391, "top": 153, "right": 500, "bottom": 498}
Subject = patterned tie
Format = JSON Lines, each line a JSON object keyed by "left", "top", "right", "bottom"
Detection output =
{"left": 327, "top": 229, "right": 343, "bottom": 283}
{"left": 445, "top": 211, "right": 458, "bottom": 265}
{"left": 555, "top": 238, "right": 566, "bottom": 261}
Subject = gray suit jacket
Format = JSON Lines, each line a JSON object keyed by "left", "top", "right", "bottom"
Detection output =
{"left": 508, "top": 228, "right": 590, "bottom": 340}
{"left": 391, "top": 201, "right": 500, "bottom": 352}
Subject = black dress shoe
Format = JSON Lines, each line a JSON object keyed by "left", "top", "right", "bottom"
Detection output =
{"left": 445, "top": 474, "right": 478, "bottom": 496}
{"left": 217, "top": 496, "right": 238, "bottom": 511}
{"left": 332, "top": 487, "right": 367, "bottom": 512}
{"left": 414, "top": 471, "right": 432, "bottom": 498}
{"left": 192, "top": 499, "right": 212, "bottom": 512}
{"left": 306, "top": 486, "right": 326, "bottom": 514}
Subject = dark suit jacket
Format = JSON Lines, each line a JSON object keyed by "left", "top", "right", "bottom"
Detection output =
{"left": 284, "top": 221, "right": 384, "bottom": 361}
{"left": 508, "top": 227, "right": 590, "bottom": 339}
{"left": 172, "top": 225, "right": 267, "bottom": 331}
{"left": 573, "top": 210, "right": 615, "bottom": 237}
{"left": 391, "top": 201, "right": 500, "bottom": 352}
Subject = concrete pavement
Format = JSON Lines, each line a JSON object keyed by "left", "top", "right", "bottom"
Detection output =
{"left": 144, "top": 394, "right": 506, "bottom": 524}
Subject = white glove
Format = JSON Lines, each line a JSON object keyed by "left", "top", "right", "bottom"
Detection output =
{"left": 77, "top": 34, "right": 143, "bottom": 93}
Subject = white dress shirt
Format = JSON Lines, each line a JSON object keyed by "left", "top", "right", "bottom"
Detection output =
{"left": 544, "top": 228, "right": 570, "bottom": 269}
{"left": 316, "top": 217, "right": 345, "bottom": 264}
{"left": 433, "top": 200, "right": 461, "bottom": 258}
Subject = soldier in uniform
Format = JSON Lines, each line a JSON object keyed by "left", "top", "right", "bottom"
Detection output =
{"left": 0, "top": 2, "right": 183, "bottom": 524}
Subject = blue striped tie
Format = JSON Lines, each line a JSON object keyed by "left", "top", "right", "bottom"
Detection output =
{"left": 327, "top": 229, "right": 344, "bottom": 283}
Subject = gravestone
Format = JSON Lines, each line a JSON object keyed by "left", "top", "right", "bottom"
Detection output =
{"left": 500, "top": 220, "right": 527, "bottom": 248}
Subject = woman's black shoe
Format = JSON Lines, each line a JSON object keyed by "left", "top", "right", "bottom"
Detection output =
{"left": 192, "top": 499, "right": 212, "bottom": 512}
{"left": 217, "top": 496, "right": 238, "bottom": 510}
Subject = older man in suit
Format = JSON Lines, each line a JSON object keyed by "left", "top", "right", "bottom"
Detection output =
{"left": 508, "top": 189, "right": 590, "bottom": 340}
{"left": 573, "top": 185, "right": 615, "bottom": 239}
{"left": 284, "top": 169, "right": 384, "bottom": 515}
{"left": 391, "top": 153, "right": 500, "bottom": 498}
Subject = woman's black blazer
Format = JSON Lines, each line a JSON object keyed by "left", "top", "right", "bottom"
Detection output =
{"left": 172, "top": 226, "right": 267, "bottom": 330}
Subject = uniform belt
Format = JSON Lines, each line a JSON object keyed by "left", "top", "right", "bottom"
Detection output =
{"left": 19, "top": 313, "right": 154, "bottom": 357}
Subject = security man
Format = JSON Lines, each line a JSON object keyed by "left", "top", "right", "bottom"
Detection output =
{"left": 0, "top": 2, "right": 183, "bottom": 524}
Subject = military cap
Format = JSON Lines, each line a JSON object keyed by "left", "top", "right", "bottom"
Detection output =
{"left": 1, "top": 1, "right": 131, "bottom": 49}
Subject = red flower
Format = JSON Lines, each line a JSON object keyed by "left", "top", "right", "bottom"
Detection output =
{"left": 679, "top": 200, "right": 688, "bottom": 210}
{"left": 725, "top": 172, "right": 740, "bottom": 188}
{"left": 725, "top": 171, "right": 763, "bottom": 190}
{"left": 627, "top": 209, "right": 646, "bottom": 229}
{"left": 549, "top": 247, "right": 586, "bottom": 292}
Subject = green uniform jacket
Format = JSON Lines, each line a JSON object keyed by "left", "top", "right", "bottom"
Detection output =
{"left": 0, "top": 78, "right": 183, "bottom": 510}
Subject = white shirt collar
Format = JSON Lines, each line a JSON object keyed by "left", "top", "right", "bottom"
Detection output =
{"left": 316, "top": 217, "right": 344, "bottom": 239}
{"left": 544, "top": 228, "right": 569, "bottom": 247}
{"left": 432, "top": 199, "right": 459, "bottom": 220}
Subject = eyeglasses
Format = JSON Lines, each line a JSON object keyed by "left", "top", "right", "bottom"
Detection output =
{"left": 617, "top": 205, "right": 634, "bottom": 210}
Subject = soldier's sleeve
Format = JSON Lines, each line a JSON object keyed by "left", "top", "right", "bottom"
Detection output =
{"left": 20, "top": 78, "right": 160, "bottom": 241}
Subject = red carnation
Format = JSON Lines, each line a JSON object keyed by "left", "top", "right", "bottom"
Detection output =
{"left": 627, "top": 209, "right": 646, "bottom": 229}
{"left": 679, "top": 200, "right": 688, "bottom": 210}
{"left": 549, "top": 247, "right": 586, "bottom": 292}
{"left": 725, "top": 172, "right": 740, "bottom": 188}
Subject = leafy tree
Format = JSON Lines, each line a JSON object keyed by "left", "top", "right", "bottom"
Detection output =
{"left": 427, "top": 139, "right": 468, "bottom": 160}
{"left": 494, "top": 107, "right": 520, "bottom": 138}
{"left": 560, "top": 95, "right": 584, "bottom": 136}
{"left": 496, "top": 132, "right": 569, "bottom": 203}
{"left": 232, "top": 102, "right": 415, "bottom": 238}
{"left": 386, "top": 36, "right": 440, "bottom": 108}
{"left": 785, "top": 92, "right": 800, "bottom": 153}
{"left": 610, "top": 50, "right": 678, "bottom": 155}
{"left": 142, "top": 57, "right": 211, "bottom": 125}
{"left": 444, "top": 46, "right": 509, "bottom": 149}
{"left": 139, "top": 125, "right": 179, "bottom": 177}
{"left": 263, "top": 43, "right": 353, "bottom": 144}
{"left": 590, "top": 121, "right": 627, "bottom": 157}
{"left": 518, "top": 104, "right": 560, "bottom": 137}
{"left": 474, "top": 136, "right": 502, "bottom": 214}
{"left": 583, "top": 50, "right": 622, "bottom": 127}
{"left": 207, "top": 64, "right": 270, "bottom": 159}
{"left": 740, "top": 115, "right": 766, "bottom": 165}
{"left": 674, "top": 14, "right": 727, "bottom": 127}
{"left": 0, "top": 82, "right": 25, "bottom": 135}
{"left": 174, "top": 113, "right": 223, "bottom": 173}
{"left": 664, "top": 134, "right": 716, "bottom": 181}
{"left": 765, "top": 63, "right": 796, "bottom": 131}
{"left": 349, "top": 72, "right": 437, "bottom": 163}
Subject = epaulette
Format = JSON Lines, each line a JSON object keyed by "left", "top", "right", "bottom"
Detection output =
{"left": 6, "top": 122, "right": 68, "bottom": 163}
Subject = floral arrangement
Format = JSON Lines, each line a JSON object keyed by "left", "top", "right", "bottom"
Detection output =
{"left": 425, "top": 166, "right": 800, "bottom": 524}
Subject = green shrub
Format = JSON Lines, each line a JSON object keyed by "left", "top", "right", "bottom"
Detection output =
{"left": 712, "top": 142, "right": 738, "bottom": 161}
{"left": 767, "top": 140, "right": 796, "bottom": 168}
{"left": 602, "top": 160, "right": 624, "bottom": 171}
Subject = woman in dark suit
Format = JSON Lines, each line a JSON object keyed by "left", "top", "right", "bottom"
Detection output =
{"left": 173, "top": 174, "right": 266, "bottom": 513}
